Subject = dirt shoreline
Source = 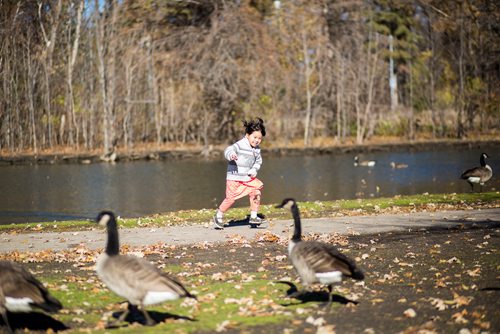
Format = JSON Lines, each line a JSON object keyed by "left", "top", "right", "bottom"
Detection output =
{"left": 0, "top": 138, "right": 498, "bottom": 165}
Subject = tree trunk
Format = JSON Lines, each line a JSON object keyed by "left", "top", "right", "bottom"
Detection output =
{"left": 94, "top": 0, "right": 118, "bottom": 155}
{"left": 38, "top": 0, "right": 63, "bottom": 148}
{"left": 303, "top": 28, "right": 312, "bottom": 146}
{"left": 26, "top": 42, "right": 37, "bottom": 153}
{"left": 456, "top": 4, "right": 465, "bottom": 139}
{"left": 66, "top": 0, "right": 84, "bottom": 148}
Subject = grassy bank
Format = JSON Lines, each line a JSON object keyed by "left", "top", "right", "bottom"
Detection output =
{"left": 2, "top": 192, "right": 499, "bottom": 233}
{"left": 1, "top": 219, "right": 498, "bottom": 333}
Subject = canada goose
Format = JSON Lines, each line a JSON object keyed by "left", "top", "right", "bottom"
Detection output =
{"left": 460, "top": 153, "right": 492, "bottom": 192}
{"left": 275, "top": 198, "right": 364, "bottom": 307}
{"left": 354, "top": 156, "right": 376, "bottom": 167}
{"left": 0, "top": 261, "right": 63, "bottom": 333}
{"left": 95, "top": 211, "right": 196, "bottom": 326}
{"left": 390, "top": 161, "right": 408, "bottom": 169}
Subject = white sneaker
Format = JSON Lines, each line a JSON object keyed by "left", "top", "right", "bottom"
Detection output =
{"left": 213, "top": 215, "right": 224, "bottom": 229}
{"left": 249, "top": 216, "right": 263, "bottom": 225}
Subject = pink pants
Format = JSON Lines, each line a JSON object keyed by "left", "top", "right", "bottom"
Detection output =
{"left": 218, "top": 178, "right": 264, "bottom": 213}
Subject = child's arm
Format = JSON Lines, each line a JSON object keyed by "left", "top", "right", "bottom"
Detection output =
{"left": 224, "top": 144, "right": 238, "bottom": 161}
{"left": 247, "top": 153, "right": 262, "bottom": 177}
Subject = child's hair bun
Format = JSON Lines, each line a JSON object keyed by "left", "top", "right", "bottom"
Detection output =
{"left": 243, "top": 117, "right": 266, "bottom": 136}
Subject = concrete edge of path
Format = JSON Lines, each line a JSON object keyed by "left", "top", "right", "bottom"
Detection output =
{"left": 1, "top": 208, "right": 499, "bottom": 253}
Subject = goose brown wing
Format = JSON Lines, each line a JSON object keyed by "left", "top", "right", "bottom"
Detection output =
{"left": 297, "top": 241, "right": 364, "bottom": 280}
{"left": 101, "top": 255, "right": 191, "bottom": 298}
{"left": 0, "top": 261, "right": 62, "bottom": 312}
{"left": 461, "top": 167, "right": 480, "bottom": 179}
{"left": 461, "top": 166, "right": 492, "bottom": 182}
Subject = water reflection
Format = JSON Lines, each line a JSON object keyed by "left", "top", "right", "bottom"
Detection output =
{"left": 0, "top": 145, "right": 498, "bottom": 224}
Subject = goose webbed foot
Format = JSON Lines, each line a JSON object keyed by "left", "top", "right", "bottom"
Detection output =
{"left": 319, "top": 300, "right": 333, "bottom": 310}
{"left": 319, "top": 285, "right": 334, "bottom": 310}
{"left": 141, "top": 309, "right": 156, "bottom": 326}
{"left": 106, "top": 309, "right": 130, "bottom": 328}
{"left": 1, "top": 323, "right": 14, "bottom": 334}
{"left": 108, "top": 304, "right": 157, "bottom": 327}
{"left": 1, "top": 312, "right": 14, "bottom": 334}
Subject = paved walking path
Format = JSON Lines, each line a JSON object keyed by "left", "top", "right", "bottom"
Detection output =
{"left": 1, "top": 208, "right": 499, "bottom": 253}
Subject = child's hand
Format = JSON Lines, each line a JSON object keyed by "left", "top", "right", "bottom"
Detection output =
{"left": 248, "top": 168, "right": 257, "bottom": 178}
{"left": 230, "top": 153, "right": 238, "bottom": 161}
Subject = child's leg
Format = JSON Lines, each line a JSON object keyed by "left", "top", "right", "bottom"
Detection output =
{"left": 218, "top": 180, "right": 243, "bottom": 214}
{"left": 214, "top": 184, "right": 237, "bottom": 228}
{"left": 249, "top": 189, "right": 261, "bottom": 214}
{"left": 218, "top": 197, "right": 235, "bottom": 213}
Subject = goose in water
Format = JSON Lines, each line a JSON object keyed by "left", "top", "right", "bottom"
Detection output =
{"left": 95, "top": 211, "right": 196, "bottom": 326}
{"left": 276, "top": 198, "right": 364, "bottom": 306}
{"left": 460, "top": 153, "right": 492, "bottom": 192}
{"left": 390, "top": 161, "right": 408, "bottom": 169}
{"left": 354, "top": 156, "right": 376, "bottom": 167}
{"left": 0, "top": 261, "right": 63, "bottom": 333}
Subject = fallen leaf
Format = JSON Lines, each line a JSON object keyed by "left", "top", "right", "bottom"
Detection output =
{"left": 404, "top": 308, "right": 417, "bottom": 318}
{"left": 466, "top": 268, "right": 481, "bottom": 277}
{"left": 447, "top": 257, "right": 461, "bottom": 263}
{"left": 317, "top": 325, "right": 336, "bottom": 334}
{"left": 452, "top": 310, "right": 469, "bottom": 324}
{"left": 306, "top": 316, "right": 326, "bottom": 327}
{"left": 429, "top": 298, "right": 447, "bottom": 311}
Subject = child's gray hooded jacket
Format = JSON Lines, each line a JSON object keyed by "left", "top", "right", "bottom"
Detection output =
{"left": 224, "top": 137, "right": 262, "bottom": 182}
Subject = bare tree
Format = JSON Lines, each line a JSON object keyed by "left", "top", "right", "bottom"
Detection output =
{"left": 38, "top": 0, "right": 63, "bottom": 148}
{"left": 94, "top": 0, "right": 119, "bottom": 155}
{"left": 65, "top": 0, "right": 84, "bottom": 147}
{"left": 0, "top": 0, "right": 498, "bottom": 155}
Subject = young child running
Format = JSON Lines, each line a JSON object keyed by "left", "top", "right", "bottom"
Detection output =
{"left": 213, "top": 118, "right": 266, "bottom": 229}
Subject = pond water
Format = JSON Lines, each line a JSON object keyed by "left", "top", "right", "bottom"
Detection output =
{"left": 0, "top": 144, "right": 498, "bottom": 224}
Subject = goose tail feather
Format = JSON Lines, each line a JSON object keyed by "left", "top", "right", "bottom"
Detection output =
{"left": 34, "top": 298, "right": 63, "bottom": 313}
{"left": 350, "top": 267, "right": 365, "bottom": 281}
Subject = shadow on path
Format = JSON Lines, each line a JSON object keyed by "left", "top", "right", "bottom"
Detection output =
{"left": 275, "top": 281, "right": 358, "bottom": 306}
{"left": 224, "top": 213, "right": 267, "bottom": 229}
{"left": 110, "top": 303, "right": 196, "bottom": 327}
{"left": 0, "top": 311, "right": 68, "bottom": 332}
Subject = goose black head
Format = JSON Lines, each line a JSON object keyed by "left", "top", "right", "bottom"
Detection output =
{"left": 96, "top": 211, "right": 119, "bottom": 256}
{"left": 276, "top": 198, "right": 297, "bottom": 210}
{"left": 276, "top": 198, "right": 302, "bottom": 242}
{"left": 480, "top": 153, "right": 489, "bottom": 166}
{"left": 96, "top": 211, "right": 116, "bottom": 227}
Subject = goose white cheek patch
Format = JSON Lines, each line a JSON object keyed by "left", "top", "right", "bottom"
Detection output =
{"left": 316, "top": 271, "right": 343, "bottom": 284}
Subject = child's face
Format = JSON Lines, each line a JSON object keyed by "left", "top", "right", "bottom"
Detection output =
{"left": 246, "top": 131, "right": 263, "bottom": 148}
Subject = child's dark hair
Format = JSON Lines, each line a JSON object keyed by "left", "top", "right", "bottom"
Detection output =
{"left": 243, "top": 118, "right": 266, "bottom": 136}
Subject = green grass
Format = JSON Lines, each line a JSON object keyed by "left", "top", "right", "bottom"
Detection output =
{"left": 40, "top": 270, "right": 317, "bottom": 333}
{"left": 1, "top": 192, "right": 498, "bottom": 234}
